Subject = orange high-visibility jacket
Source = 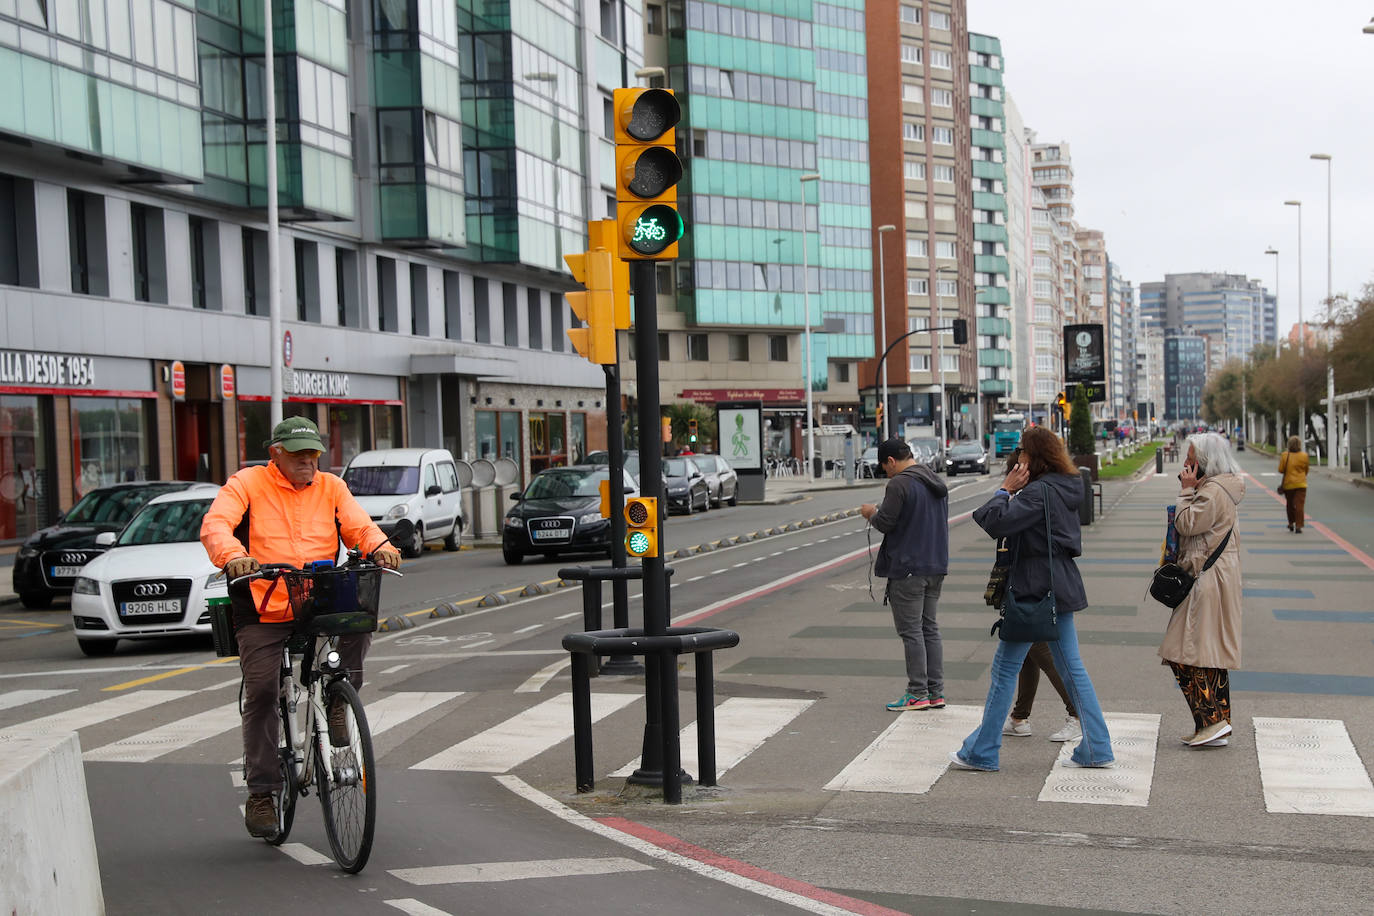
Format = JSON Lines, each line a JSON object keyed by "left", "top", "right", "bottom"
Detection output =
{"left": 201, "top": 462, "right": 389, "bottom": 623}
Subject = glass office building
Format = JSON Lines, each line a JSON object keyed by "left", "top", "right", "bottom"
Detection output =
{"left": 967, "top": 32, "right": 1012, "bottom": 408}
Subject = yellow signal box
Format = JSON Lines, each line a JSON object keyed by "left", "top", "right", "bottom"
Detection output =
{"left": 613, "top": 88, "right": 685, "bottom": 260}
{"left": 624, "top": 496, "right": 659, "bottom": 558}
{"left": 588, "top": 219, "right": 631, "bottom": 329}
{"left": 564, "top": 247, "right": 617, "bottom": 365}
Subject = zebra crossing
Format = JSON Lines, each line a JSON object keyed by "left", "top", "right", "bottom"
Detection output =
{"left": 4, "top": 685, "right": 1373, "bottom": 818}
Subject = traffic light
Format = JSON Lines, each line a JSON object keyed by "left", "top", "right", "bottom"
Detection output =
{"left": 687, "top": 419, "right": 698, "bottom": 443}
{"left": 624, "top": 496, "right": 659, "bottom": 558}
{"left": 661, "top": 416, "right": 672, "bottom": 442}
{"left": 564, "top": 247, "right": 617, "bottom": 365}
{"left": 952, "top": 318, "right": 969, "bottom": 345}
{"left": 613, "top": 88, "right": 685, "bottom": 260}
{"left": 875, "top": 403, "right": 884, "bottom": 429}
{"left": 588, "top": 219, "right": 631, "bottom": 328}
{"left": 1057, "top": 391, "right": 1072, "bottom": 422}
{"left": 597, "top": 478, "right": 611, "bottom": 519}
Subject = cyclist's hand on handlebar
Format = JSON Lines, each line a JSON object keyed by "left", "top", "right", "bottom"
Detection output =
{"left": 372, "top": 546, "right": 402, "bottom": 570}
{"left": 224, "top": 556, "right": 261, "bottom": 579}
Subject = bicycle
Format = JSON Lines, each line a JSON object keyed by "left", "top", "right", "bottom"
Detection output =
{"left": 217, "top": 544, "right": 402, "bottom": 873}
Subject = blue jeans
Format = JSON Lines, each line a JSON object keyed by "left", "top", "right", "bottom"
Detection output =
{"left": 956, "top": 611, "right": 1113, "bottom": 770}
{"left": 887, "top": 575, "right": 945, "bottom": 697}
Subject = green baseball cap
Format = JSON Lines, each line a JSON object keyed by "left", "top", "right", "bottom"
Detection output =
{"left": 267, "top": 417, "right": 326, "bottom": 452}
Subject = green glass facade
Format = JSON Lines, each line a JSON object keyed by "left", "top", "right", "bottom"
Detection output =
{"left": 969, "top": 32, "right": 1011, "bottom": 397}
{"left": 671, "top": 0, "right": 873, "bottom": 390}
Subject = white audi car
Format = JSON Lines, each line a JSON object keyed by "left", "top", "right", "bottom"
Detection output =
{"left": 70, "top": 487, "right": 225, "bottom": 657}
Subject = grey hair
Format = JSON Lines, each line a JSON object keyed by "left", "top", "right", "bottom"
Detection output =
{"left": 1187, "top": 432, "right": 1241, "bottom": 476}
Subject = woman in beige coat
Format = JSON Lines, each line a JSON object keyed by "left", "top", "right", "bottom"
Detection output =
{"left": 1159, "top": 432, "right": 1245, "bottom": 748}
{"left": 1278, "top": 435, "right": 1309, "bottom": 532}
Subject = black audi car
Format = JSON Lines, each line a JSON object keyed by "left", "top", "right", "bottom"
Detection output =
{"left": 944, "top": 442, "right": 990, "bottom": 476}
{"left": 502, "top": 466, "right": 639, "bottom": 565}
{"left": 12, "top": 481, "right": 208, "bottom": 608}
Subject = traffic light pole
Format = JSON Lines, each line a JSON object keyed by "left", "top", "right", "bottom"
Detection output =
{"left": 871, "top": 322, "right": 965, "bottom": 444}
{"left": 600, "top": 364, "right": 641, "bottom": 675}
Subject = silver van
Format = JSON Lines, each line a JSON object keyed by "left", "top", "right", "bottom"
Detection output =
{"left": 342, "top": 448, "right": 465, "bottom": 557}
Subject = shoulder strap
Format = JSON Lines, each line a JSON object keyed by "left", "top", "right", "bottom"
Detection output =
{"left": 1200, "top": 529, "right": 1232, "bottom": 572}
{"left": 1043, "top": 483, "right": 1053, "bottom": 591}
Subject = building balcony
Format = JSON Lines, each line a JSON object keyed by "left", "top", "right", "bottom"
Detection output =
{"left": 974, "top": 254, "right": 1009, "bottom": 275}
{"left": 976, "top": 287, "right": 1010, "bottom": 307}
{"left": 969, "top": 65, "right": 1003, "bottom": 87}
{"left": 971, "top": 128, "right": 1005, "bottom": 151}
{"left": 978, "top": 348, "right": 1011, "bottom": 368}
{"left": 972, "top": 191, "right": 1003, "bottom": 212}
{"left": 972, "top": 160, "right": 1006, "bottom": 182}
{"left": 978, "top": 316, "right": 1012, "bottom": 337}
{"left": 973, "top": 224, "right": 1008, "bottom": 244}
{"left": 970, "top": 97, "right": 1003, "bottom": 119}
{"left": 980, "top": 378, "right": 1012, "bottom": 396}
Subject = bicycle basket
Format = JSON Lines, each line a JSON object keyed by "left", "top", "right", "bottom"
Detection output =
{"left": 207, "top": 597, "right": 238, "bottom": 657}
{"left": 284, "top": 567, "right": 383, "bottom": 636}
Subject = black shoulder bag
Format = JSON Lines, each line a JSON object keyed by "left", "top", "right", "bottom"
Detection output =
{"left": 990, "top": 486, "right": 1059, "bottom": 643}
{"left": 1149, "top": 528, "right": 1232, "bottom": 610}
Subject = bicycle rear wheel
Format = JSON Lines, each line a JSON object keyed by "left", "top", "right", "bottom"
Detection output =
{"left": 313, "top": 680, "right": 376, "bottom": 873}
{"left": 266, "top": 696, "right": 299, "bottom": 846}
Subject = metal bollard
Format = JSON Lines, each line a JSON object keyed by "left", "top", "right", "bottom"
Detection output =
{"left": 1155, "top": 447, "right": 1164, "bottom": 475}
{"left": 1077, "top": 467, "right": 1093, "bottom": 526}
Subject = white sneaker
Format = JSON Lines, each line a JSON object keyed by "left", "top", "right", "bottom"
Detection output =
{"left": 1002, "top": 716, "right": 1032, "bottom": 737}
{"left": 1188, "top": 721, "right": 1232, "bottom": 747}
{"left": 1048, "top": 716, "right": 1081, "bottom": 743}
{"left": 1061, "top": 757, "right": 1115, "bottom": 769}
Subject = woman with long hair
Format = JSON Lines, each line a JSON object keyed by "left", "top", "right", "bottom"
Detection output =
{"left": 950, "top": 426, "right": 1114, "bottom": 771}
{"left": 1160, "top": 432, "right": 1245, "bottom": 747}
{"left": 1278, "top": 435, "right": 1309, "bottom": 533}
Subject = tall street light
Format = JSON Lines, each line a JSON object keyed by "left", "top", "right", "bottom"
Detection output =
{"left": 265, "top": 0, "right": 282, "bottom": 425}
{"left": 1265, "top": 246, "right": 1281, "bottom": 444}
{"left": 876, "top": 224, "right": 897, "bottom": 439}
{"left": 1311, "top": 152, "right": 1337, "bottom": 468}
{"left": 936, "top": 264, "right": 958, "bottom": 449}
{"left": 1284, "top": 200, "right": 1305, "bottom": 446}
{"left": 800, "top": 172, "right": 821, "bottom": 478}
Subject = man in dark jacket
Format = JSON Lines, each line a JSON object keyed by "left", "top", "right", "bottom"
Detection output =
{"left": 860, "top": 437, "right": 950, "bottom": 711}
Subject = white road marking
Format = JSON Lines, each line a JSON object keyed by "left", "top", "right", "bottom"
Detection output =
{"left": 380, "top": 664, "right": 411, "bottom": 675}
{"left": 367, "top": 692, "right": 464, "bottom": 736}
{"left": 732, "top": 562, "right": 749, "bottom": 568}
{"left": 0, "top": 689, "right": 193, "bottom": 741}
{"left": 384, "top": 900, "right": 454, "bottom": 916}
{"left": 1254, "top": 717, "right": 1374, "bottom": 817}
{"left": 825, "top": 705, "right": 984, "bottom": 794}
{"left": 555, "top": 611, "right": 581, "bottom": 620}
{"left": 0, "top": 688, "right": 76, "bottom": 712}
{"left": 513, "top": 623, "right": 543, "bottom": 634}
{"left": 514, "top": 658, "right": 572, "bottom": 694}
{"left": 278, "top": 843, "right": 334, "bottom": 866}
{"left": 769, "top": 551, "right": 784, "bottom": 557}
{"left": 201, "top": 677, "right": 241, "bottom": 692}
{"left": 1039, "top": 712, "right": 1160, "bottom": 807}
{"left": 462, "top": 639, "right": 495, "bottom": 650}
{"left": 411, "top": 692, "right": 638, "bottom": 772}
{"left": 84, "top": 701, "right": 241, "bottom": 763}
{"left": 687, "top": 576, "right": 705, "bottom": 582}
{"left": 390, "top": 857, "right": 653, "bottom": 885}
{"left": 611, "top": 698, "right": 814, "bottom": 778}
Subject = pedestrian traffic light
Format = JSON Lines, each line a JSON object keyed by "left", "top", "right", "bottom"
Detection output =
{"left": 624, "top": 496, "right": 659, "bottom": 558}
{"left": 613, "top": 87, "right": 685, "bottom": 260}
{"left": 952, "top": 318, "right": 969, "bottom": 345}
{"left": 564, "top": 247, "right": 617, "bottom": 365}
{"left": 587, "top": 219, "right": 631, "bottom": 328}
{"left": 687, "top": 419, "right": 698, "bottom": 443}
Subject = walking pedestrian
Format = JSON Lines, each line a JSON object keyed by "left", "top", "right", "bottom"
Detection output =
{"left": 950, "top": 427, "right": 1114, "bottom": 771}
{"left": 1161, "top": 432, "right": 1245, "bottom": 748}
{"left": 859, "top": 437, "right": 950, "bottom": 712}
{"left": 1278, "top": 435, "right": 1309, "bottom": 533}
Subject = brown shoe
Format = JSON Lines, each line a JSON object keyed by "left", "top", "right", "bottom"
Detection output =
{"left": 245, "top": 792, "right": 279, "bottom": 839}
{"left": 328, "top": 696, "right": 350, "bottom": 747}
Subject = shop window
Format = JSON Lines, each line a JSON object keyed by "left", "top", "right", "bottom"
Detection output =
{"left": 443, "top": 269, "right": 461, "bottom": 340}
{"left": 71, "top": 397, "right": 155, "bottom": 497}
{"left": 528, "top": 411, "right": 567, "bottom": 474}
{"left": 238, "top": 402, "right": 314, "bottom": 465}
{"left": 327, "top": 405, "right": 371, "bottom": 473}
{"left": 570, "top": 412, "right": 587, "bottom": 464}
{"left": 527, "top": 288, "right": 543, "bottom": 349}
{"left": 0, "top": 174, "right": 39, "bottom": 288}
{"left": 68, "top": 190, "right": 109, "bottom": 296}
{"left": 243, "top": 227, "right": 267, "bottom": 316}
{"left": 0, "top": 395, "right": 52, "bottom": 540}
{"left": 336, "top": 247, "right": 360, "bottom": 327}
{"left": 474, "top": 410, "right": 521, "bottom": 480}
{"left": 189, "top": 217, "right": 220, "bottom": 310}
{"left": 410, "top": 263, "right": 429, "bottom": 336}
{"left": 503, "top": 282, "right": 519, "bottom": 347}
{"left": 377, "top": 256, "right": 398, "bottom": 332}
{"left": 374, "top": 405, "right": 403, "bottom": 450}
{"left": 295, "top": 239, "right": 320, "bottom": 321}
{"left": 130, "top": 204, "right": 168, "bottom": 303}
{"left": 474, "top": 278, "right": 491, "bottom": 343}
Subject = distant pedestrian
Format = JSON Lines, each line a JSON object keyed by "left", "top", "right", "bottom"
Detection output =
{"left": 860, "top": 437, "right": 950, "bottom": 712}
{"left": 1278, "top": 435, "right": 1309, "bottom": 533}
{"left": 1160, "top": 432, "right": 1245, "bottom": 748}
{"left": 950, "top": 426, "right": 1114, "bottom": 771}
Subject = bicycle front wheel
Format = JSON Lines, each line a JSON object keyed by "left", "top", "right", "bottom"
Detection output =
{"left": 313, "top": 679, "right": 376, "bottom": 873}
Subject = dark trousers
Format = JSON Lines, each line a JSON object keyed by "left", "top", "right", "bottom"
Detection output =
{"left": 237, "top": 623, "right": 370, "bottom": 794}
{"left": 1284, "top": 487, "right": 1307, "bottom": 530}
{"left": 1010, "top": 641, "right": 1077, "bottom": 721}
{"left": 1169, "top": 662, "right": 1231, "bottom": 730}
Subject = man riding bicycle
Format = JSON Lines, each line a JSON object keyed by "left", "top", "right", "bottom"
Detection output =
{"left": 200, "top": 418, "right": 402, "bottom": 840}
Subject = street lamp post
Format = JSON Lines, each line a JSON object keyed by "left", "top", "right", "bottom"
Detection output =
{"left": 1311, "top": 152, "right": 1337, "bottom": 468}
{"left": 1284, "top": 200, "right": 1305, "bottom": 447}
{"left": 800, "top": 173, "right": 821, "bottom": 478}
{"left": 265, "top": 0, "right": 282, "bottom": 425}
{"left": 1265, "top": 246, "right": 1281, "bottom": 444}
{"left": 935, "top": 265, "right": 959, "bottom": 449}
{"left": 876, "top": 224, "right": 897, "bottom": 439}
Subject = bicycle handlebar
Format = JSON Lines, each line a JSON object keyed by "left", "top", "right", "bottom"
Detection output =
{"left": 227, "top": 561, "right": 403, "bottom": 587}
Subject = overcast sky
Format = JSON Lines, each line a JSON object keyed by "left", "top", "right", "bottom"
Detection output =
{"left": 968, "top": 0, "right": 1374, "bottom": 334}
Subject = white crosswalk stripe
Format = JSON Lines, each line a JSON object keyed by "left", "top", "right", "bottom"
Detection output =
{"left": 824, "top": 705, "right": 984, "bottom": 794}
{"left": 0, "top": 689, "right": 192, "bottom": 741}
{"left": 85, "top": 701, "right": 241, "bottom": 763}
{"left": 610, "top": 697, "right": 814, "bottom": 778}
{"left": 1039, "top": 712, "right": 1160, "bottom": 807}
{"left": 1254, "top": 717, "right": 1374, "bottom": 817}
{"left": 0, "top": 688, "right": 77, "bottom": 713}
{"left": 411, "top": 692, "right": 638, "bottom": 773}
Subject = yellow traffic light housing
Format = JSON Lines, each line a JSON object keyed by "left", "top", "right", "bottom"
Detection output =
{"left": 687, "top": 418, "right": 698, "bottom": 443}
{"left": 588, "top": 219, "right": 631, "bottom": 328}
{"left": 614, "top": 88, "right": 685, "bottom": 260}
{"left": 624, "top": 496, "right": 659, "bottom": 558}
{"left": 564, "top": 248, "right": 617, "bottom": 365}
{"left": 597, "top": 478, "right": 611, "bottom": 519}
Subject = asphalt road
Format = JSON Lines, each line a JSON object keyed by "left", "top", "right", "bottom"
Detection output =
{"left": 4, "top": 456, "right": 1372, "bottom": 914}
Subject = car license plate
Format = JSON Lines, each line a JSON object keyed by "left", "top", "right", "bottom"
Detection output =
{"left": 51, "top": 565, "right": 84, "bottom": 577}
{"left": 121, "top": 599, "right": 183, "bottom": 616}
{"left": 532, "top": 528, "right": 568, "bottom": 541}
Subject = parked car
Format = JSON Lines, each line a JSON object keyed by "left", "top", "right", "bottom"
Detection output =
{"left": 909, "top": 441, "right": 942, "bottom": 472}
{"left": 68, "top": 488, "right": 225, "bottom": 657}
{"left": 663, "top": 457, "right": 710, "bottom": 514}
{"left": 342, "top": 448, "right": 464, "bottom": 558}
{"left": 695, "top": 454, "right": 739, "bottom": 507}
{"left": 583, "top": 449, "right": 641, "bottom": 483}
{"left": 502, "top": 465, "right": 639, "bottom": 565}
{"left": 944, "top": 441, "right": 990, "bottom": 476}
{"left": 12, "top": 481, "right": 212, "bottom": 609}
{"left": 861, "top": 447, "right": 881, "bottom": 478}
